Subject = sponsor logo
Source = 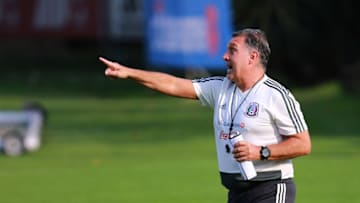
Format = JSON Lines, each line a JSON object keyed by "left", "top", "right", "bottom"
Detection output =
{"left": 218, "top": 122, "right": 246, "bottom": 141}
{"left": 219, "top": 130, "right": 230, "bottom": 140}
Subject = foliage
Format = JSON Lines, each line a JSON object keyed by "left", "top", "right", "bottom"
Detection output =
{"left": 232, "top": 0, "right": 359, "bottom": 89}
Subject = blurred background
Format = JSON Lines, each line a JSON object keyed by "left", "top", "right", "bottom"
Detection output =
{"left": 0, "top": 0, "right": 359, "bottom": 203}
{"left": 0, "top": 0, "right": 358, "bottom": 91}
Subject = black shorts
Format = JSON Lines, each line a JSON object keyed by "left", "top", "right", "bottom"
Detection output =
{"left": 227, "top": 178, "right": 296, "bottom": 203}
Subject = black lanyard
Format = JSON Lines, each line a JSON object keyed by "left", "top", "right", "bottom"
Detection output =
{"left": 228, "top": 86, "right": 253, "bottom": 133}
{"left": 228, "top": 76, "right": 264, "bottom": 133}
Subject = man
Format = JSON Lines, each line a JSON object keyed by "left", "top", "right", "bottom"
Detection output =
{"left": 99, "top": 28, "right": 311, "bottom": 203}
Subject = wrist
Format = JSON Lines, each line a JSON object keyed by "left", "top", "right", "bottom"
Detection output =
{"left": 260, "top": 145, "right": 271, "bottom": 160}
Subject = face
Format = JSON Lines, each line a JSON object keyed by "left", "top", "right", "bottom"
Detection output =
{"left": 223, "top": 36, "right": 251, "bottom": 82}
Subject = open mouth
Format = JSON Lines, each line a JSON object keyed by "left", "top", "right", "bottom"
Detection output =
{"left": 227, "top": 64, "right": 233, "bottom": 73}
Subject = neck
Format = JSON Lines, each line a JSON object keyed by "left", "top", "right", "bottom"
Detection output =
{"left": 236, "top": 73, "right": 265, "bottom": 92}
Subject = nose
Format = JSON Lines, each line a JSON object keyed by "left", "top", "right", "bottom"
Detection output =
{"left": 223, "top": 52, "right": 229, "bottom": 61}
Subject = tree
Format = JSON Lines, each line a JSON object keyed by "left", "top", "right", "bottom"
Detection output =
{"left": 232, "top": 0, "right": 358, "bottom": 90}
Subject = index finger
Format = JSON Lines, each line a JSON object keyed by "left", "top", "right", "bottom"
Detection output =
{"left": 98, "top": 56, "right": 114, "bottom": 66}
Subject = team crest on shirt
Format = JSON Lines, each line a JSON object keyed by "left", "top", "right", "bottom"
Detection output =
{"left": 245, "top": 102, "right": 259, "bottom": 117}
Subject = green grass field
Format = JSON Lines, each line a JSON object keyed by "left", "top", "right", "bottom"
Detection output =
{"left": 0, "top": 78, "right": 359, "bottom": 203}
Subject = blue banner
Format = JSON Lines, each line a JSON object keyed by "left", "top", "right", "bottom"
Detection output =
{"left": 145, "top": 0, "right": 233, "bottom": 69}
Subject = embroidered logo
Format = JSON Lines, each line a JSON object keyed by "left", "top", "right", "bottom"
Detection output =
{"left": 246, "top": 102, "right": 259, "bottom": 117}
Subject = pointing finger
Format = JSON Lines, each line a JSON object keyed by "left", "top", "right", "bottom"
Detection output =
{"left": 98, "top": 56, "right": 115, "bottom": 66}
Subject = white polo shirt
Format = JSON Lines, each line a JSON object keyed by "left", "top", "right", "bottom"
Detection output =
{"left": 192, "top": 75, "right": 308, "bottom": 179}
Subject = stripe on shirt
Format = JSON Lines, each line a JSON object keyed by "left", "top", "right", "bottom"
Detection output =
{"left": 276, "top": 183, "right": 287, "bottom": 203}
{"left": 192, "top": 76, "right": 224, "bottom": 83}
{"left": 264, "top": 79, "right": 306, "bottom": 133}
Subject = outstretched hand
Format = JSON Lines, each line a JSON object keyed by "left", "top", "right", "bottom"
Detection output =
{"left": 99, "top": 56, "right": 130, "bottom": 79}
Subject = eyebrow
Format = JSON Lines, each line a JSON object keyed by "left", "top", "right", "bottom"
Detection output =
{"left": 228, "top": 42, "right": 238, "bottom": 49}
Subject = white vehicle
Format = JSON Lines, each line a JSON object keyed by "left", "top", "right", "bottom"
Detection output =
{"left": 0, "top": 103, "right": 46, "bottom": 156}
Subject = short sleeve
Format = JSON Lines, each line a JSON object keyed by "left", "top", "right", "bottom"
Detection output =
{"left": 192, "top": 76, "right": 224, "bottom": 108}
{"left": 271, "top": 90, "right": 308, "bottom": 135}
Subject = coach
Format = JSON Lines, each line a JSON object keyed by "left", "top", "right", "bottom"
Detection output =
{"left": 99, "top": 28, "right": 311, "bottom": 203}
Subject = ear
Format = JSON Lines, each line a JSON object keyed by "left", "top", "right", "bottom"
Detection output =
{"left": 249, "top": 50, "right": 259, "bottom": 64}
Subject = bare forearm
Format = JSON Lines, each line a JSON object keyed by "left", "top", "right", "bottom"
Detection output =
{"left": 233, "top": 131, "right": 311, "bottom": 162}
{"left": 267, "top": 131, "right": 311, "bottom": 160}
{"left": 128, "top": 68, "right": 174, "bottom": 91}
{"left": 126, "top": 68, "right": 197, "bottom": 99}
{"left": 100, "top": 56, "right": 197, "bottom": 99}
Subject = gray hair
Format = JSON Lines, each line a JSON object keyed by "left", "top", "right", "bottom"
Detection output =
{"left": 232, "top": 28, "right": 271, "bottom": 68}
